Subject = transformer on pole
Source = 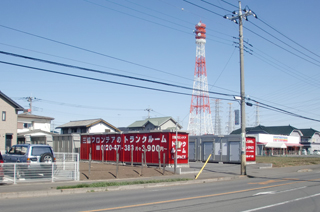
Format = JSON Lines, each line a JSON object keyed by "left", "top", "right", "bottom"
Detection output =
{"left": 188, "top": 21, "right": 214, "bottom": 136}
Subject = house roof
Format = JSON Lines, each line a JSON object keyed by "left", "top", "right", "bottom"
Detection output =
{"left": 57, "top": 118, "right": 120, "bottom": 132}
{"left": 128, "top": 117, "right": 182, "bottom": 128}
{"left": 18, "top": 112, "right": 54, "bottom": 120}
{"left": 230, "top": 125, "right": 301, "bottom": 136}
{"left": 299, "top": 128, "right": 319, "bottom": 138}
{"left": 0, "top": 91, "right": 24, "bottom": 111}
{"left": 17, "top": 129, "right": 55, "bottom": 136}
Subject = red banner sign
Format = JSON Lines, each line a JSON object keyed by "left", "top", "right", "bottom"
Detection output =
{"left": 80, "top": 131, "right": 189, "bottom": 165}
{"left": 246, "top": 137, "right": 256, "bottom": 162}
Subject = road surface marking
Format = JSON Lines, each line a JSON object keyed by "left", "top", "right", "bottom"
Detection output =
{"left": 81, "top": 181, "right": 299, "bottom": 212}
{"left": 81, "top": 178, "right": 320, "bottom": 212}
{"left": 248, "top": 180, "right": 284, "bottom": 185}
{"left": 242, "top": 193, "right": 320, "bottom": 212}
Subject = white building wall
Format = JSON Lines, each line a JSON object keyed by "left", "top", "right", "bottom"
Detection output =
{"left": 290, "top": 131, "right": 301, "bottom": 137}
{"left": 311, "top": 134, "right": 320, "bottom": 143}
{"left": 88, "top": 123, "right": 115, "bottom": 133}
{"left": 161, "top": 120, "right": 177, "bottom": 130}
{"left": 17, "top": 117, "right": 51, "bottom": 133}
{"left": 256, "top": 134, "right": 300, "bottom": 144}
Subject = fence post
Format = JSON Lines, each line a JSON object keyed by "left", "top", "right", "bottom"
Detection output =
{"left": 131, "top": 147, "right": 133, "bottom": 167}
{"left": 74, "top": 161, "right": 77, "bottom": 181}
{"left": 102, "top": 146, "right": 104, "bottom": 163}
{"left": 158, "top": 148, "right": 161, "bottom": 169}
{"left": 144, "top": 148, "right": 147, "bottom": 166}
{"left": 77, "top": 153, "right": 80, "bottom": 181}
{"left": 116, "top": 149, "right": 119, "bottom": 178}
{"left": 52, "top": 162, "right": 54, "bottom": 182}
{"left": 141, "top": 153, "right": 144, "bottom": 176}
{"left": 63, "top": 153, "right": 66, "bottom": 171}
{"left": 89, "top": 147, "right": 92, "bottom": 176}
{"left": 14, "top": 164, "right": 17, "bottom": 184}
{"left": 163, "top": 153, "right": 166, "bottom": 175}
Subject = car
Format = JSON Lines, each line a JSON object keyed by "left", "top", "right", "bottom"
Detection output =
{"left": 0, "top": 151, "right": 4, "bottom": 181}
{"left": 313, "top": 150, "right": 320, "bottom": 155}
{"left": 2, "top": 144, "right": 56, "bottom": 178}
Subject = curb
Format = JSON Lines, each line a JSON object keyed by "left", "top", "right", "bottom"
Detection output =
{"left": 0, "top": 175, "right": 244, "bottom": 199}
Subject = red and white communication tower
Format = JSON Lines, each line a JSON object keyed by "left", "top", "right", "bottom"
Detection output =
{"left": 187, "top": 21, "right": 214, "bottom": 135}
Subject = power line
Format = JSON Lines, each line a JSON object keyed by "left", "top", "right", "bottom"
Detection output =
{"left": 257, "top": 18, "right": 320, "bottom": 59}
{"left": 200, "top": 0, "right": 233, "bottom": 13}
{"left": 86, "top": 0, "right": 234, "bottom": 44}
{"left": 0, "top": 60, "right": 236, "bottom": 102}
{"left": 243, "top": 26, "right": 320, "bottom": 68}
{"left": 0, "top": 50, "right": 236, "bottom": 98}
{"left": 0, "top": 24, "right": 193, "bottom": 81}
{"left": 248, "top": 21, "right": 320, "bottom": 65}
{"left": 39, "top": 99, "right": 144, "bottom": 111}
{"left": 220, "top": 0, "right": 238, "bottom": 9}
{"left": 0, "top": 24, "right": 234, "bottom": 91}
{"left": 3, "top": 58, "right": 319, "bottom": 124}
{"left": 183, "top": 0, "right": 224, "bottom": 17}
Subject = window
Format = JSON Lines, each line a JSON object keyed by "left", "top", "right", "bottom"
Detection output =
{"left": 2, "top": 111, "right": 6, "bottom": 121}
{"left": 23, "top": 123, "right": 32, "bottom": 128}
{"left": 31, "top": 147, "right": 52, "bottom": 156}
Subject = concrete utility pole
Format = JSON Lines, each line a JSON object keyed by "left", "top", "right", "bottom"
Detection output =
{"left": 145, "top": 107, "right": 153, "bottom": 119}
{"left": 224, "top": 1, "right": 257, "bottom": 175}
{"left": 24, "top": 96, "right": 37, "bottom": 114}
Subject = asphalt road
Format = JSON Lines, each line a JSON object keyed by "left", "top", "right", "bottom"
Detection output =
{"left": 1, "top": 168, "right": 320, "bottom": 212}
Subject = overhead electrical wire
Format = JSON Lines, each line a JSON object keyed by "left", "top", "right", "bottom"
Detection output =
{"left": 249, "top": 98, "right": 320, "bottom": 122}
{"left": 183, "top": 0, "right": 224, "bottom": 17}
{"left": 220, "top": 0, "right": 238, "bottom": 9}
{"left": 200, "top": 0, "right": 232, "bottom": 13}
{"left": 0, "top": 42, "right": 195, "bottom": 88}
{"left": 86, "top": 0, "right": 233, "bottom": 44}
{"left": 0, "top": 24, "right": 195, "bottom": 82}
{"left": 257, "top": 18, "right": 320, "bottom": 59}
{"left": 0, "top": 50, "right": 236, "bottom": 98}
{"left": 123, "top": 0, "right": 234, "bottom": 40}
{"left": 243, "top": 25, "right": 320, "bottom": 68}
{"left": 38, "top": 99, "right": 144, "bottom": 111}
{"left": 0, "top": 60, "right": 235, "bottom": 102}
{"left": 2, "top": 57, "right": 319, "bottom": 123}
{"left": 1, "top": 1, "right": 318, "bottom": 124}
{"left": 248, "top": 21, "right": 320, "bottom": 65}
{"left": 0, "top": 24, "right": 234, "bottom": 93}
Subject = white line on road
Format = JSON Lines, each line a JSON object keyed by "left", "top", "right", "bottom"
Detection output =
{"left": 242, "top": 193, "right": 320, "bottom": 212}
{"left": 253, "top": 186, "right": 306, "bottom": 196}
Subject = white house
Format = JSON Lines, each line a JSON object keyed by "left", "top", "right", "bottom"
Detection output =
{"left": 18, "top": 113, "right": 54, "bottom": 133}
{"left": 299, "top": 128, "right": 320, "bottom": 154}
{"left": 57, "top": 119, "right": 120, "bottom": 134}
{"left": 17, "top": 113, "right": 55, "bottom": 144}
{"left": 127, "top": 117, "right": 182, "bottom": 131}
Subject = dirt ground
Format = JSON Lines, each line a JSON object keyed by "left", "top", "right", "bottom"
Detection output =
{"left": 80, "top": 162, "right": 174, "bottom": 181}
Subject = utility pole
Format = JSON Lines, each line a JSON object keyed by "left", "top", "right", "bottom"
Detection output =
{"left": 23, "top": 96, "right": 38, "bottom": 114}
{"left": 145, "top": 107, "right": 153, "bottom": 119}
{"left": 224, "top": 1, "right": 257, "bottom": 175}
{"left": 255, "top": 103, "right": 260, "bottom": 126}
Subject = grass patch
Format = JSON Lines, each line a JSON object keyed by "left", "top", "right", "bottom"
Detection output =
{"left": 256, "top": 156, "right": 320, "bottom": 167}
{"left": 57, "top": 178, "right": 190, "bottom": 190}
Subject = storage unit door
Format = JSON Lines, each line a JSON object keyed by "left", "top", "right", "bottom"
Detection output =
{"left": 230, "top": 142, "right": 240, "bottom": 162}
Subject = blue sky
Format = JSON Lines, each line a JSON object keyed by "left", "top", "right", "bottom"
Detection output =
{"left": 1, "top": 0, "right": 319, "bottom": 133}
